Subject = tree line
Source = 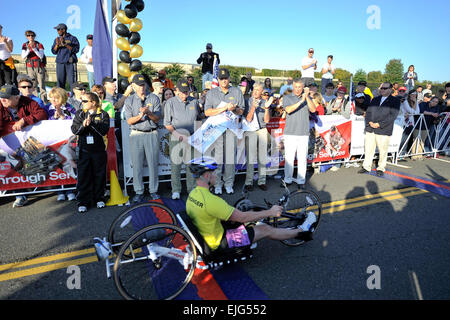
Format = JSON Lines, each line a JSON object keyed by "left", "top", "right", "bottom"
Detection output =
{"left": 135, "top": 58, "right": 447, "bottom": 92}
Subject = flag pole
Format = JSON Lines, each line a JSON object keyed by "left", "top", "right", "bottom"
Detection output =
{"left": 111, "top": 0, "right": 120, "bottom": 83}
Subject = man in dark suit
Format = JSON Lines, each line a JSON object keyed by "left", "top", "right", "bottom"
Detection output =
{"left": 358, "top": 82, "right": 400, "bottom": 176}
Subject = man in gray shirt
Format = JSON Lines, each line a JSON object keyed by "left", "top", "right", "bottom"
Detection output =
{"left": 204, "top": 68, "right": 244, "bottom": 195}
{"left": 243, "top": 81, "right": 272, "bottom": 191}
{"left": 282, "top": 78, "right": 316, "bottom": 188}
{"left": 124, "top": 74, "right": 161, "bottom": 202}
{"left": 164, "top": 78, "right": 200, "bottom": 200}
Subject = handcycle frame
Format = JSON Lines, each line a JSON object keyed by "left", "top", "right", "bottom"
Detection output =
{"left": 94, "top": 182, "right": 322, "bottom": 299}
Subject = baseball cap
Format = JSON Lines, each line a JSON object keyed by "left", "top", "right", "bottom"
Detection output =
{"left": 0, "top": 85, "right": 20, "bottom": 99}
{"left": 86, "top": 34, "right": 93, "bottom": 40}
{"left": 132, "top": 74, "right": 146, "bottom": 86}
{"left": 357, "top": 81, "right": 367, "bottom": 87}
{"left": 71, "top": 82, "right": 88, "bottom": 90}
{"left": 309, "top": 82, "right": 318, "bottom": 88}
{"left": 206, "top": 43, "right": 212, "bottom": 49}
{"left": 218, "top": 68, "right": 230, "bottom": 79}
{"left": 337, "top": 86, "right": 347, "bottom": 93}
{"left": 399, "top": 86, "right": 407, "bottom": 92}
{"left": 54, "top": 23, "right": 67, "bottom": 30}
{"left": 17, "top": 74, "right": 34, "bottom": 84}
{"left": 355, "top": 93, "right": 365, "bottom": 99}
{"left": 102, "top": 77, "right": 116, "bottom": 85}
{"left": 176, "top": 79, "right": 190, "bottom": 92}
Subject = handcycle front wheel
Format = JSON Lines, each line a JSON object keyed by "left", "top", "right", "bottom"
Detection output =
{"left": 113, "top": 223, "right": 197, "bottom": 300}
{"left": 276, "top": 189, "right": 322, "bottom": 247}
{"left": 107, "top": 202, "right": 178, "bottom": 254}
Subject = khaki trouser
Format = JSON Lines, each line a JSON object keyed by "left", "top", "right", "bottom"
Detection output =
{"left": 244, "top": 128, "right": 270, "bottom": 186}
{"left": 169, "top": 139, "right": 195, "bottom": 194}
{"left": 362, "top": 131, "right": 391, "bottom": 172}
{"left": 26, "top": 66, "right": 46, "bottom": 96}
{"left": 204, "top": 130, "right": 236, "bottom": 189}
{"left": 129, "top": 130, "right": 159, "bottom": 194}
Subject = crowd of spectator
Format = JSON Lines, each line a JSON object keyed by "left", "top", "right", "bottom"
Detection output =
{"left": 1, "top": 28, "right": 449, "bottom": 212}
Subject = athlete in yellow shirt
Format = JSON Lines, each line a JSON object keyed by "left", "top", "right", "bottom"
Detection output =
{"left": 186, "top": 157, "right": 316, "bottom": 251}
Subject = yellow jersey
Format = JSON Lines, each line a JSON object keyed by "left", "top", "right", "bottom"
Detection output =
{"left": 186, "top": 186, "right": 235, "bottom": 250}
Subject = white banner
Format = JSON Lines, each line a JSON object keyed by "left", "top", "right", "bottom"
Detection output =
{"left": 350, "top": 115, "right": 404, "bottom": 155}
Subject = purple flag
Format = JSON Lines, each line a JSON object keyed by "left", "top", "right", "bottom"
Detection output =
{"left": 93, "top": 0, "right": 113, "bottom": 85}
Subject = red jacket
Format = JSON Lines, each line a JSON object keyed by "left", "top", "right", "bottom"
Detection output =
{"left": 0, "top": 96, "right": 48, "bottom": 134}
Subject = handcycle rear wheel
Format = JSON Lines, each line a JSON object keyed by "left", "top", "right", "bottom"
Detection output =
{"left": 107, "top": 202, "right": 177, "bottom": 254}
{"left": 113, "top": 223, "right": 197, "bottom": 300}
{"left": 276, "top": 190, "right": 322, "bottom": 247}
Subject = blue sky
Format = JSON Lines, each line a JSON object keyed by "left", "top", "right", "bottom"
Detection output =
{"left": 1, "top": 0, "right": 449, "bottom": 82}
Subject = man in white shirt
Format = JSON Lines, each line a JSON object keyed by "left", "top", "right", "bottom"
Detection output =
{"left": 321, "top": 55, "right": 335, "bottom": 95}
{"left": 80, "top": 34, "right": 94, "bottom": 89}
{"left": 301, "top": 48, "right": 317, "bottom": 87}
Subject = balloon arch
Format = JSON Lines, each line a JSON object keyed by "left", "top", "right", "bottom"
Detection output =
{"left": 115, "top": 0, "right": 145, "bottom": 90}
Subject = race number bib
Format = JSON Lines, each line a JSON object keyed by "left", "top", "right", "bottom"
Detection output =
{"left": 226, "top": 225, "right": 251, "bottom": 248}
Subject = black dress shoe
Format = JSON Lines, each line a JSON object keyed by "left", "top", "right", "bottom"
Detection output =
{"left": 258, "top": 184, "right": 267, "bottom": 191}
{"left": 358, "top": 168, "right": 370, "bottom": 174}
{"left": 244, "top": 184, "right": 254, "bottom": 192}
{"left": 297, "top": 183, "right": 305, "bottom": 190}
{"left": 376, "top": 170, "right": 384, "bottom": 177}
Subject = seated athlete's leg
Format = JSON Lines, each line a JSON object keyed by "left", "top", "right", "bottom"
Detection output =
{"left": 252, "top": 223, "right": 299, "bottom": 242}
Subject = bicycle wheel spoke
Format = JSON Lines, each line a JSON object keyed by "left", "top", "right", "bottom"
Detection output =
{"left": 114, "top": 224, "right": 197, "bottom": 300}
{"left": 108, "top": 203, "right": 177, "bottom": 255}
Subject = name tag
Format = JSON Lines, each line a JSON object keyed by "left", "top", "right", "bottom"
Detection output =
{"left": 86, "top": 136, "right": 94, "bottom": 144}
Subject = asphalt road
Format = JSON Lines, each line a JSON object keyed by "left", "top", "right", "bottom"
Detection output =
{"left": 0, "top": 156, "right": 449, "bottom": 300}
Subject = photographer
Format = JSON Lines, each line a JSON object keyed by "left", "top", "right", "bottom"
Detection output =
{"left": 51, "top": 23, "right": 80, "bottom": 89}
{"left": 71, "top": 92, "right": 110, "bottom": 214}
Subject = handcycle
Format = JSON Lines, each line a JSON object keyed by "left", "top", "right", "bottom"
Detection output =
{"left": 94, "top": 182, "right": 322, "bottom": 300}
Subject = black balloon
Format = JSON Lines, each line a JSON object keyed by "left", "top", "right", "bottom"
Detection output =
{"left": 128, "top": 32, "right": 141, "bottom": 45}
{"left": 119, "top": 50, "right": 131, "bottom": 63}
{"left": 129, "top": 59, "right": 143, "bottom": 72}
{"left": 131, "top": 0, "right": 145, "bottom": 12}
{"left": 119, "top": 78, "right": 130, "bottom": 92}
{"left": 115, "top": 23, "right": 130, "bottom": 37}
{"left": 124, "top": 4, "right": 138, "bottom": 19}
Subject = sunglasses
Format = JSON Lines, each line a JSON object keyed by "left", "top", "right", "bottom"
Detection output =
{"left": 380, "top": 87, "right": 390, "bottom": 90}
{"left": 74, "top": 88, "right": 87, "bottom": 91}
{"left": 26, "top": 34, "right": 35, "bottom": 37}
{"left": 81, "top": 100, "right": 91, "bottom": 103}
{"left": 20, "top": 85, "right": 33, "bottom": 89}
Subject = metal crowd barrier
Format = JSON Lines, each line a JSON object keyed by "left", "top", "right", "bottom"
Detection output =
{"left": 395, "top": 112, "right": 450, "bottom": 164}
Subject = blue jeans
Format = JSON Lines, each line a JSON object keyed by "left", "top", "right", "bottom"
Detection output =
{"left": 88, "top": 71, "right": 95, "bottom": 89}
{"left": 202, "top": 72, "right": 213, "bottom": 89}
{"left": 321, "top": 78, "right": 333, "bottom": 95}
